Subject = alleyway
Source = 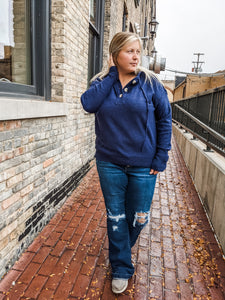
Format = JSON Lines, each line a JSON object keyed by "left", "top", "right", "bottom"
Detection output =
{"left": 0, "top": 136, "right": 225, "bottom": 300}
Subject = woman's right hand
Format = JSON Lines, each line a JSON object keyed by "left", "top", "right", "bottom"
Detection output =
{"left": 108, "top": 54, "right": 115, "bottom": 68}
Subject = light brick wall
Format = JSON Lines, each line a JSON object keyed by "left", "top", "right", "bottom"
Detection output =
{"left": 0, "top": 0, "right": 154, "bottom": 279}
{"left": 0, "top": 0, "right": 94, "bottom": 279}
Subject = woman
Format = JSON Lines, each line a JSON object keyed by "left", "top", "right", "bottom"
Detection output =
{"left": 81, "top": 32, "right": 172, "bottom": 294}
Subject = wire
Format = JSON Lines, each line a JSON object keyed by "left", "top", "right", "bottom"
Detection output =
{"left": 165, "top": 68, "right": 225, "bottom": 77}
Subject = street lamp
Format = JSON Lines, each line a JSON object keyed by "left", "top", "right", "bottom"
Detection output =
{"left": 149, "top": 18, "right": 159, "bottom": 39}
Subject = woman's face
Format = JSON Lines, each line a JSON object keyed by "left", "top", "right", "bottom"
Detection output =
{"left": 115, "top": 40, "right": 141, "bottom": 75}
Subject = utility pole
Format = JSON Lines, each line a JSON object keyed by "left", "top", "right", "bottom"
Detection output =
{"left": 192, "top": 53, "right": 204, "bottom": 73}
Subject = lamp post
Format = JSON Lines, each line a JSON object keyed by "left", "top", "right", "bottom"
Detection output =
{"left": 149, "top": 18, "right": 159, "bottom": 39}
{"left": 148, "top": 18, "right": 158, "bottom": 58}
{"left": 141, "top": 17, "right": 165, "bottom": 73}
{"left": 138, "top": 18, "right": 159, "bottom": 44}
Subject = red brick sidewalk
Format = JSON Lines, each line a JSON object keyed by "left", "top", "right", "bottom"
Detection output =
{"left": 0, "top": 136, "right": 225, "bottom": 300}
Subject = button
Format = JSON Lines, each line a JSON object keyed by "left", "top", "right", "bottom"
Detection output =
{"left": 124, "top": 88, "right": 128, "bottom": 92}
{"left": 119, "top": 94, "right": 123, "bottom": 98}
{"left": 132, "top": 80, "right": 136, "bottom": 84}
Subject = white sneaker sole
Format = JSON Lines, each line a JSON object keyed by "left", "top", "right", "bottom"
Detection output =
{"left": 112, "top": 279, "right": 128, "bottom": 294}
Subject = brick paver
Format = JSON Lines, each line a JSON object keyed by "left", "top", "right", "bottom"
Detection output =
{"left": 0, "top": 136, "right": 225, "bottom": 299}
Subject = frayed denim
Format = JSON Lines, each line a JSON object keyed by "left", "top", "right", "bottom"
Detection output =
{"left": 96, "top": 160, "right": 157, "bottom": 279}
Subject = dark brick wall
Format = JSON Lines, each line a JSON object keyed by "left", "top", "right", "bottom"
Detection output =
{"left": 18, "top": 161, "right": 92, "bottom": 242}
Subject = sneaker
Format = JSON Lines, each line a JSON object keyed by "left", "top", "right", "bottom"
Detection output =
{"left": 112, "top": 278, "right": 128, "bottom": 294}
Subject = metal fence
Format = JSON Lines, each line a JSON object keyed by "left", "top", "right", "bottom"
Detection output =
{"left": 171, "top": 85, "right": 225, "bottom": 157}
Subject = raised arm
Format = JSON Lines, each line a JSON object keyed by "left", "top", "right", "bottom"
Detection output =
{"left": 81, "top": 66, "right": 118, "bottom": 113}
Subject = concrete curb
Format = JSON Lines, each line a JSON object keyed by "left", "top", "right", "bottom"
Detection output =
{"left": 172, "top": 123, "right": 225, "bottom": 255}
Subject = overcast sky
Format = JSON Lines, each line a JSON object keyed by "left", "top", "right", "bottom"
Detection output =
{"left": 155, "top": 0, "right": 225, "bottom": 79}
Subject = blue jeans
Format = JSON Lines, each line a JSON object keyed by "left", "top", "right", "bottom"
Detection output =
{"left": 96, "top": 160, "right": 157, "bottom": 279}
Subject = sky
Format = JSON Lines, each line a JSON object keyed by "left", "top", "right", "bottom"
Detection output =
{"left": 155, "top": 0, "right": 225, "bottom": 80}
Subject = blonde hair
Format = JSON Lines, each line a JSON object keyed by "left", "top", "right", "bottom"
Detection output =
{"left": 91, "top": 32, "right": 158, "bottom": 83}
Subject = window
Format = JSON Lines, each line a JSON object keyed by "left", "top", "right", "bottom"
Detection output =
{"left": 0, "top": 0, "right": 51, "bottom": 100}
{"left": 134, "top": 0, "right": 140, "bottom": 8}
{"left": 88, "top": 0, "right": 105, "bottom": 83}
{"left": 122, "top": 3, "right": 128, "bottom": 32}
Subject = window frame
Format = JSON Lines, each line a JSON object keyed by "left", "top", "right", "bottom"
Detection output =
{"left": 122, "top": 3, "right": 128, "bottom": 32}
{"left": 88, "top": 0, "right": 105, "bottom": 83}
{"left": 0, "top": 0, "right": 51, "bottom": 100}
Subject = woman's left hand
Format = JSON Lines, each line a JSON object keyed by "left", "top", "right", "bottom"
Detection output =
{"left": 150, "top": 169, "right": 158, "bottom": 175}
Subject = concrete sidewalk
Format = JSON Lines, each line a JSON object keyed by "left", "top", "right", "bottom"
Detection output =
{"left": 0, "top": 136, "right": 225, "bottom": 300}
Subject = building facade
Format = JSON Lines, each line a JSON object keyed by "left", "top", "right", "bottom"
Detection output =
{"left": 0, "top": 0, "right": 156, "bottom": 279}
{"left": 162, "top": 80, "right": 175, "bottom": 103}
{"left": 173, "top": 72, "right": 225, "bottom": 101}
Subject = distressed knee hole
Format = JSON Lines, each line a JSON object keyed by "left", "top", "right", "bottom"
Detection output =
{"left": 107, "top": 210, "right": 125, "bottom": 232}
{"left": 136, "top": 212, "right": 148, "bottom": 224}
{"left": 112, "top": 225, "right": 118, "bottom": 231}
{"left": 107, "top": 210, "right": 126, "bottom": 222}
{"left": 133, "top": 211, "right": 149, "bottom": 227}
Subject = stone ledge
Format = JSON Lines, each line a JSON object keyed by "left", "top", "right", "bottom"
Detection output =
{"left": 0, "top": 97, "right": 68, "bottom": 121}
{"left": 172, "top": 123, "right": 225, "bottom": 255}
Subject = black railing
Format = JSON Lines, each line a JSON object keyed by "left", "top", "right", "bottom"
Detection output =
{"left": 171, "top": 85, "right": 225, "bottom": 157}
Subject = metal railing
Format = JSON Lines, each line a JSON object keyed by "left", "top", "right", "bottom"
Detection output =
{"left": 171, "top": 85, "right": 225, "bottom": 157}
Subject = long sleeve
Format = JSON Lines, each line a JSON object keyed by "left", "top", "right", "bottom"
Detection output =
{"left": 81, "top": 66, "right": 118, "bottom": 113}
{"left": 151, "top": 78, "right": 172, "bottom": 171}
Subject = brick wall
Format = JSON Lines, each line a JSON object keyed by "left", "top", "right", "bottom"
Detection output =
{"left": 0, "top": 0, "right": 94, "bottom": 279}
{"left": 0, "top": 0, "right": 154, "bottom": 279}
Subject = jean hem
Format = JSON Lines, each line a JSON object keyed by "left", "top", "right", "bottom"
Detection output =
{"left": 112, "top": 273, "right": 133, "bottom": 280}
